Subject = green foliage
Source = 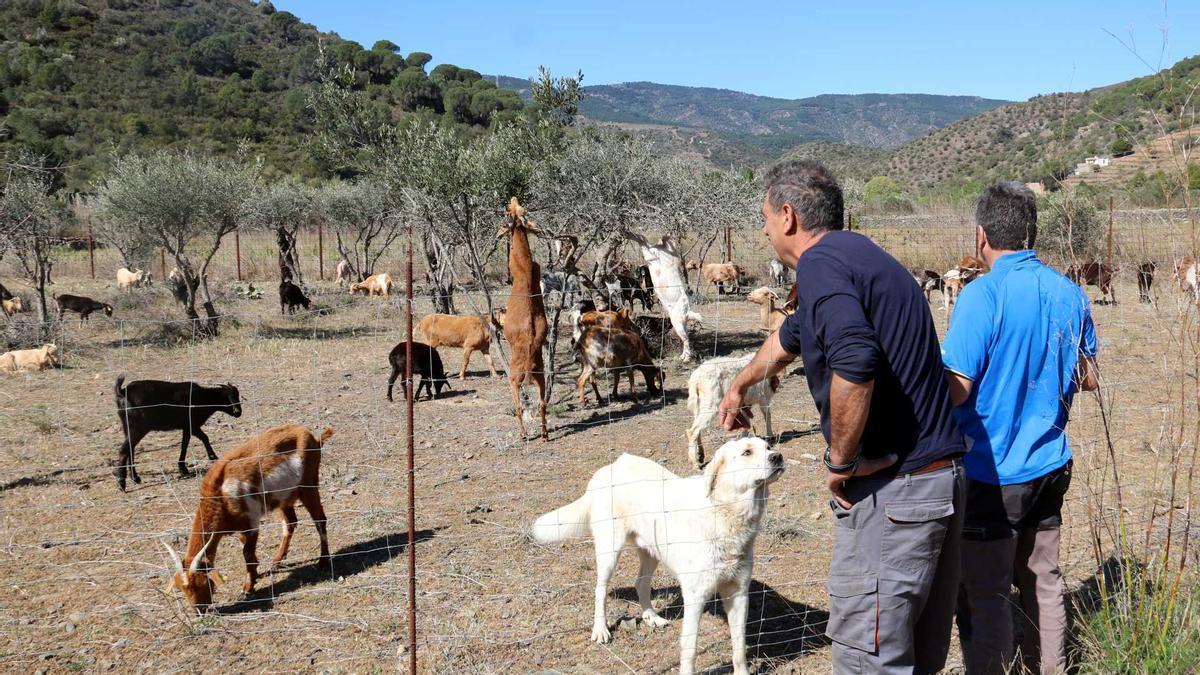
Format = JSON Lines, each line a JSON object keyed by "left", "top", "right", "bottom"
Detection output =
{"left": 1076, "top": 565, "right": 1200, "bottom": 674}
{"left": 0, "top": 1, "right": 524, "bottom": 189}
{"left": 405, "top": 51, "right": 432, "bottom": 71}
{"left": 372, "top": 39, "right": 399, "bottom": 54}
{"left": 863, "top": 175, "right": 901, "bottom": 201}
{"left": 1037, "top": 188, "right": 1104, "bottom": 260}
{"left": 530, "top": 67, "right": 584, "bottom": 127}
{"left": 1110, "top": 137, "right": 1133, "bottom": 156}
{"left": 1125, "top": 169, "right": 1179, "bottom": 207}
{"left": 1038, "top": 158, "right": 1071, "bottom": 189}
{"left": 1188, "top": 163, "right": 1200, "bottom": 191}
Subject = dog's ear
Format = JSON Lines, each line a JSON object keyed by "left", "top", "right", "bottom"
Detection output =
{"left": 705, "top": 451, "right": 726, "bottom": 497}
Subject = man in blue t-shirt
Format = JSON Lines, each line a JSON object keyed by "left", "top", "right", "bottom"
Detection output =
{"left": 719, "top": 160, "right": 966, "bottom": 672}
{"left": 942, "top": 182, "right": 1099, "bottom": 674}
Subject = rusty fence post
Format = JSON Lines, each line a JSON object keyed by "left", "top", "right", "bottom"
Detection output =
{"left": 87, "top": 228, "right": 95, "bottom": 279}
{"left": 160, "top": 249, "right": 166, "bottom": 280}
{"left": 318, "top": 223, "right": 325, "bottom": 281}
{"left": 235, "top": 229, "right": 243, "bottom": 281}
{"left": 404, "top": 222, "right": 418, "bottom": 672}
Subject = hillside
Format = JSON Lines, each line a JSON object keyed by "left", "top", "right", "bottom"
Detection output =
{"left": 879, "top": 55, "right": 1200, "bottom": 194}
{"left": 0, "top": 0, "right": 523, "bottom": 189}
{"left": 491, "top": 76, "right": 1007, "bottom": 154}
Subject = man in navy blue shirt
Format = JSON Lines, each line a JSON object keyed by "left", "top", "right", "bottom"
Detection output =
{"left": 942, "top": 182, "right": 1099, "bottom": 674}
{"left": 719, "top": 160, "right": 966, "bottom": 672}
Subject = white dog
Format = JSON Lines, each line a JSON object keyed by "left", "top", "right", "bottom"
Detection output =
{"left": 532, "top": 437, "right": 784, "bottom": 675}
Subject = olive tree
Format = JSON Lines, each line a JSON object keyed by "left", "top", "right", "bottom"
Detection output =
{"left": 96, "top": 150, "right": 254, "bottom": 336}
{"left": 249, "top": 179, "right": 315, "bottom": 283}
{"left": 317, "top": 179, "right": 401, "bottom": 281}
{"left": 0, "top": 168, "right": 69, "bottom": 332}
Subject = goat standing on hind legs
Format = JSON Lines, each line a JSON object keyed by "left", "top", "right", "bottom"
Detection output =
{"left": 498, "top": 198, "right": 549, "bottom": 440}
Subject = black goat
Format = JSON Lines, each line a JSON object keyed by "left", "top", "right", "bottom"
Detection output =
{"left": 112, "top": 375, "right": 242, "bottom": 491}
{"left": 0, "top": 281, "right": 11, "bottom": 301}
{"left": 387, "top": 341, "right": 451, "bottom": 402}
{"left": 279, "top": 279, "right": 311, "bottom": 315}
{"left": 54, "top": 293, "right": 113, "bottom": 323}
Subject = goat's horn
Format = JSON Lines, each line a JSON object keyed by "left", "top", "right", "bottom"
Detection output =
{"left": 161, "top": 540, "right": 184, "bottom": 573}
{"left": 189, "top": 534, "right": 215, "bottom": 573}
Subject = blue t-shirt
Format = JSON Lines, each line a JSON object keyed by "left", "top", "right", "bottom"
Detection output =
{"left": 941, "top": 250, "right": 1098, "bottom": 485}
{"left": 779, "top": 231, "right": 964, "bottom": 474}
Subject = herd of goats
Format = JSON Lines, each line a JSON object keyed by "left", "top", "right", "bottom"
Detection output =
{"left": 0, "top": 201, "right": 1197, "bottom": 618}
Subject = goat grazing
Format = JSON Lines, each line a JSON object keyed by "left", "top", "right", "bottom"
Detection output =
{"left": 2, "top": 296, "right": 24, "bottom": 317}
{"left": 910, "top": 268, "right": 945, "bottom": 302}
{"left": 279, "top": 279, "right": 311, "bottom": 315}
{"left": 576, "top": 325, "right": 664, "bottom": 407}
{"left": 0, "top": 343, "right": 58, "bottom": 373}
{"left": 113, "top": 375, "right": 243, "bottom": 491}
{"left": 498, "top": 197, "right": 549, "bottom": 440}
{"left": 335, "top": 260, "right": 352, "bottom": 287}
{"left": 416, "top": 313, "right": 498, "bottom": 379}
{"left": 687, "top": 260, "right": 745, "bottom": 295}
{"left": 387, "top": 341, "right": 450, "bottom": 402}
{"left": 625, "top": 231, "right": 701, "bottom": 361}
{"left": 1137, "top": 261, "right": 1156, "bottom": 303}
{"left": 349, "top": 272, "right": 393, "bottom": 297}
{"left": 162, "top": 424, "right": 334, "bottom": 612}
{"left": 1066, "top": 261, "right": 1116, "bottom": 304}
{"left": 686, "top": 353, "right": 781, "bottom": 469}
{"left": 53, "top": 293, "right": 113, "bottom": 323}
{"left": 943, "top": 255, "right": 986, "bottom": 311}
{"left": 116, "top": 267, "right": 151, "bottom": 290}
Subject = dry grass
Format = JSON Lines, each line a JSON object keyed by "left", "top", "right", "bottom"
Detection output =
{"left": 0, "top": 234, "right": 1195, "bottom": 672}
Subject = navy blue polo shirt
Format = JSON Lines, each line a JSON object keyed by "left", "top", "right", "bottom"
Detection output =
{"left": 779, "top": 231, "right": 964, "bottom": 473}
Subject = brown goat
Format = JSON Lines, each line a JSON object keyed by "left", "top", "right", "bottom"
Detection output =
{"left": 416, "top": 313, "right": 498, "bottom": 379}
{"left": 686, "top": 260, "right": 745, "bottom": 295}
{"left": 576, "top": 325, "right": 664, "bottom": 406}
{"left": 1066, "top": 261, "right": 1116, "bottom": 304}
{"left": 498, "top": 198, "right": 549, "bottom": 440}
{"left": 163, "top": 424, "right": 334, "bottom": 612}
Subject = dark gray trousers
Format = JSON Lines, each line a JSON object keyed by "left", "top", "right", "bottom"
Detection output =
{"left": 827, "top": 461, "right": 965, "bottom": 674}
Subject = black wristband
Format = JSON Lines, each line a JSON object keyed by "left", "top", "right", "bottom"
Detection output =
{"left": 824, "top": 446, "right": 860, "bottom": 474}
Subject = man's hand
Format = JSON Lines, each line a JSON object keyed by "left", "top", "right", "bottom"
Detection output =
{"left": 827, "top": 453, "right": 898, "bottom": 508}
{"left": 718, "top": 388, "right": 753, "bottom": 431}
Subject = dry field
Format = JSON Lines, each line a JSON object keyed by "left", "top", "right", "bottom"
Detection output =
{"left": 0, "top": 243, "right": 1195, "bottom": 673}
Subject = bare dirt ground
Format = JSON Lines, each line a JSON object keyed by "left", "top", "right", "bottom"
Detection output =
{"left": 0, "top": 262, "right": 1194, "bottom": 673}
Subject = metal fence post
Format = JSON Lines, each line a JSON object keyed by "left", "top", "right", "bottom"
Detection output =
{"left": 235, "top": 229, "right": 243, "bottom": 281}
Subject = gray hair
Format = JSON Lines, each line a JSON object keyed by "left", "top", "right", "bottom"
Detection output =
{"left": 975, "top": 181, "right": 1037, "bottom": 250}
{"left": 763, "top": 160, "right": 844, "bottom": 233}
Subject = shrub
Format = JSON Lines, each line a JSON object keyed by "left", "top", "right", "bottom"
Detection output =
{"left": 1037, "top": 188, "right": 1105, "bottom": 261}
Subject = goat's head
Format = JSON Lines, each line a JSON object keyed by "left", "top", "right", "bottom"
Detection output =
{"left": 497, "top": 197, "right": 540, "bottom": 240}
{"left": 685, "top": 260, "right": 702, "bottom": 270}
{"left": 221, "top": 383, "right": 243, "bottom": 417}
{"left": 163, "top": 537, "right": 222, "bottom": 612}
{"left": 102, "top": 304, "right": 114, "bottom": 317}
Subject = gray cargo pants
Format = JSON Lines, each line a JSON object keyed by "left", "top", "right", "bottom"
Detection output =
{"left": 827, "top": 460, "right": 965, "bottom": 674}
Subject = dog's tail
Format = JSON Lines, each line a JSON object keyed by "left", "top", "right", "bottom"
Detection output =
{"left": 531, "top": 494, "right": 591, "bottom": 544}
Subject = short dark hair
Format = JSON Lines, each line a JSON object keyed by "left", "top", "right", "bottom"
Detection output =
{"left": 975, "top": 181, "right": 1037, "bottom": 250}
{"left": 764, "top": 160, "right": 844, "bottom": 233}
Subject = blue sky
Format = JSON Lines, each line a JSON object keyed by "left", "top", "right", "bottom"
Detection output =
{"left": 273, "top": 1, "right": 1200, "bottom": 102}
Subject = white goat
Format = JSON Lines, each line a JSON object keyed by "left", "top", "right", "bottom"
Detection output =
{"left": 686, "top": 352, "right": 780, "bottom": 469}
{"left": 624, "top": 231, "right": 701, "bottom": 361}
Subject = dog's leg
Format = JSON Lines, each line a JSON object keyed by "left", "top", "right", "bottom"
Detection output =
{"left": 721, "top": 578, "right": 751, "bottom": 675}
{"left": 636, "top": 549, "right": 669, "bottom": 628}
{"left": 591, "top": 540, "right": 620, "bottom": 644}
{"left": 678, "top": 588, "right": 706, "bottom": 675}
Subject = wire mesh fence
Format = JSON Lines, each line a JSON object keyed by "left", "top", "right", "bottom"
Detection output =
{"left": 1, "top": 209, "right": 1198, "bottom": 672}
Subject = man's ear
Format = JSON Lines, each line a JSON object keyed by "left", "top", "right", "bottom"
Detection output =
{"left": 976, "top": 225, "right": 987, "bottom": 258}
{"left": 782, "top": 203, "right": 799, "bottom": 236}
{"left": 705, "top": 452, "right": 726, "bottom": 496}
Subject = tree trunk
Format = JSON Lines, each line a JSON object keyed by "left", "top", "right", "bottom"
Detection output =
{"left": 276, "top": 226, "right": 302, "bottom": 283}
{"left": 542, "top": 288, "right": 572, "bottom": 402}
{"left": 198, "top": 259, "right": 219, "bottom": 336}
{"left": 35, "top": 259, "right": 50, "bottom": 338}
{"left": 421, "top": 229, "right": 455, "bottom": 314}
